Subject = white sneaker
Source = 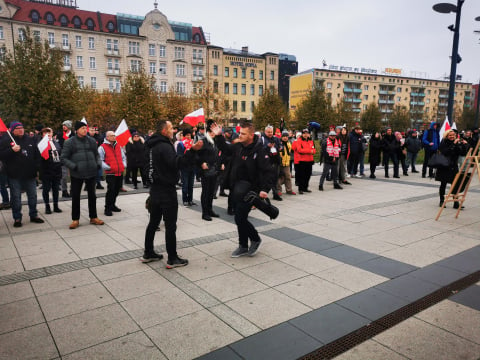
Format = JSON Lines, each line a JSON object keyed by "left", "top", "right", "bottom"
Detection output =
{"left": 346, "top": 174, "right": 351, "bottom": 178}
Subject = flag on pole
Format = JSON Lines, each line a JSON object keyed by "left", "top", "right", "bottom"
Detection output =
{"left": 451, "top": 122, "right": 457, "bottom": 131}
{"left": 37, "top": 134, "right": 51, "bottom": 160}
{"left": 181, "top": 108, "right": 205, "bottom": 127}
{"left": 439, "top": 117, "right": 451, "bottom": 140}
{"left": 0, "top": 118, "right": 8, "bottom": 132}
{"left": 115, "top": 119, "right": 131, "bottom": 147}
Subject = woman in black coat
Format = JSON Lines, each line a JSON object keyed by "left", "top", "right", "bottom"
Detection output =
{"left": 436, "top": 129, "right": 468, "bottom": 208}
{"left": 125, "top": 133, "right": 146, "bottom": 189}
{"left": 40, "top": 128, "right": 63, "bottom": 214}
{"left": 368, "top": 132, "right": 382, "bottom": 179}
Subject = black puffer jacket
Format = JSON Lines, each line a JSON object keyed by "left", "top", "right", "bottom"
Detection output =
{"left": 125, "top": 138, "right": 145, "bottom": 168}
{"left": 435, "top": 138, "right": 468, "bottom": 184}
{"left": 61, "top": 135, "right": 100, "bottom": 179}
{"left": 0, "top": 133, "right": 40, "bottom": 179}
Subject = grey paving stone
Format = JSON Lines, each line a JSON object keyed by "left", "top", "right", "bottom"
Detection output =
{"left": 194, "top": 346, "right": 242, "bottom": 360}
{"left": 336, "top": 288, "right": 409, "bottom": 321}
{"left": 449, "top": 285, "right": 480, "bottom": 311}
{"left": 289, "top": 236, "right": 340, "bottom": 253}
{"left": 261, "top": 227, "right": 309, "bottom": 242}
{"left": 409, "top": 264, "right": 468, "bottom": 286}
{"left": 320, "top": 245, "right": 379, "bottom": 265}
{"left": 374, "top": 274, "right": 441, "bottom": 302}
{"left": 356, "top": 256, "right": 418, "bottom": 279}
{"left": 435, "top": 245, "right": 480, "bottom": 274}
{"left": 289, "top": 303, "right": 371, "bottom": 344}
{"left": 229, "top": 322, "right": 321, "bottom": 360}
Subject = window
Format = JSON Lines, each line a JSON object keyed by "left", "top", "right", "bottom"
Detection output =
{"left": 88, "top": 37, "right": 95, "bottom": 49}
{"left": 63, "top": 55, "right": 70, "bottom": 66}
{"left": 107, "top": 58, "right": 113, "bottom": 70}
{"left": 363, "top": 95, "right": 368, "bottom": 100}
{"left": 73, "top": 16, "right": 81, "bottom": 29}
{"left": 233, "top": 100, "right": 237, "bottom": 112}
{"left": 106, "top": 21, "right": 115, "bottom": 33}
{"left": 149, "top": 62, "right": 156, "bottom": 74}
{"left": 364, "top": 85, "right": 369, "bottom": 90}
{"left": 397, "top": 87, "right": 402, "bottom": 93}
{"left": 225, "top": 67, "right": 229, "bottom": 77}
{"left": 174, "top": 46, "right": 185, "bottom": 59}
{"left": 31, "top": 10, "right": 40, "bottom": 23}
{"left": 233, "top": 68, "right": 238, "bottom": 78}
{"left": 76, "top": 56, "right": 83, "bottom": 68}
{"left": 241, "top": 84, "right": 246, "bottom": 95}
{"left": 46, "top": 12, "right": 54, "bottom": 25}
{"left": 176, "top": 64, "right": 185, "bottom": 77}
{"left": 91, "top": 77, "right": 96, "bottom": 89}
{"left": 259, "top": 70, "right": 263, "bottom": 80}
{"left": 116, "top": 79, "right": 121, "bottom": 92}
{"left": 224, "top": 100, "right": 230, "bottom": 111}
{"left": 60, "top": 15, "right": 68, "bottom": 27}
{"left": 327, "top": 82, "right": 332, "bottom": 89}
{"left": 159, "top": 63, "right": 166, "bottom": 75}
{"left": 213, "top": 65, "right": 218, "bottom": 76}
{"left": 363, "top": 105, "right": 368, "bottom": 110}
{"left": 18, "top": 28, "right": 26, "bottom": 42}
{"left": 270, "top": 71, "right": 275, "bottom": 80}
{"left": 77, "top": 76, "right": 84, "bottom": 88}
{"left": 33, "top": 30, "right": 40, "bottom": 42}
{"left": 48, "top": 32, "right": 54, "bottom": 45}
{"left": 0, "top": 48, "right": 4, "bottom": 62}
{"left": 0, "top": 26, "right": 3, "bottom": 40}
{"left": 62, "top": 34, "right": 69, "bottom": 47}
{"left": 149, "top": 44, "right": 155, "bottom": 56}
{"left": 213, "top": 81, "right": 219, "bottom": 93}
{"left": 86, "top": 18, "right": 95, "bottom": 30}
{"left": 159, "top": 45, "right": 166, "bottom": 57}
{"left": 250, "top": 70, "right": 255, "bottom": 79}
{"left": 233, "top": 83, "right": 238, "bottom": 94}
{"left": 397, "top": 96, "right": 401, "bottom": 102}
{"left": 259, "top": 85, "right": 264, "bottom": 96}
{"left": 176, "top": 82, "right": 186, "bottom": 94}
{"left": 426, "top": 99, "right": 430, "bottom": 104}
{"left": 250, "top": 84, "right": 255, "bottom": 95}
{"left": 224, "top": 83, "right": 229, "bottom": 94}
{"left": 129, "top": 41, "right": 140, "bottom": 55}
{"left": 114, "top": 59, "right": 119, "bottom": 70}
{"left": 250, "top": 101, "right": 255, "bottom": 112}
{"left": 241, "top": 68, "right": 246, "bottom": 78}
{"left": 109, "top": 78, "right": 114, "bottom": 92}
{"left": 160, "top": 81, "right": 167, "bottom": 93}
{"left": 75, "top": 35, "right": 82, "bottom": 48}
{"left": 241, "top": 101, "right": 246, "bottom": 112}
{"left": 130, "top": 60, "right": 140, "bottom": 72}
{"left": 89, "top": 57, "right": 96, "bottom": 69}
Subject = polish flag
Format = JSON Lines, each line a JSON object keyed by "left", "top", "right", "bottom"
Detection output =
{"left": 0, "top": 118, "right": 8, "bottom": 132}
{"left": 181, "top": 108, "right": 205, "bottom": 127}
{"left": 439, "top": 118, "right": 451, "bottom": 140}
{"left": 38, "top": 134, "right": 51, "bottom": 160}
{"left": 115, "top": 119, "right": 131, "bottom": 147}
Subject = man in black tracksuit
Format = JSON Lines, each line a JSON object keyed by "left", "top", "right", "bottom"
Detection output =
{"left": 142, "top": 120, "right": 201, "bottom": 268}
{"left": 212, "top": 122, "right": 274, "bottom": 258}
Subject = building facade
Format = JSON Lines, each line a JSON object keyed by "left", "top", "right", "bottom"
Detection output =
{"left": 289, "top": 67, "right": 473, "bottom": 128}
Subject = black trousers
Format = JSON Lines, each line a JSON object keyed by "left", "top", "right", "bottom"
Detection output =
{"left": 201, "top": 175, "right": 216, "bottom": 215}
{"left": 296, "top": 161, "right": 313, "bottom": 191}
{"left": 144, "top": 201, "right": 178, "bottom": 260}
{"left": 42, "top": 177, "right": 60, "bottom": 205}
{"left": 234, "top": 198, "right": 261, "bottom": 248}
{"left": 105, "top": 175, "right": 123, "bottom": 210}
{"left": 130, "top": 167, "right": 145, "bottom": 187}
{"left": 423, "top": 149, "right": 435, "bottom": 177}
{"left": 71, "top": 177, "right": 97, "bottom": 220}
{"left": 320, "top": 162, "right": 338, "bottom": 185}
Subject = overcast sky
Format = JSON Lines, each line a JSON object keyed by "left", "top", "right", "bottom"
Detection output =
{"left": 79, "top": 0, "right": 480, "bottom": 84}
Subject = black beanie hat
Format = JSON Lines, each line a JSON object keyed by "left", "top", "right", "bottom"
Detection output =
{"left": 75, "top": 121, "right": 86, "bottom": 131}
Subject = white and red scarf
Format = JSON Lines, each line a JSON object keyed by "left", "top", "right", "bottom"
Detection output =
{"left": 326, "top": 137, "right": 340, "bottom": 158}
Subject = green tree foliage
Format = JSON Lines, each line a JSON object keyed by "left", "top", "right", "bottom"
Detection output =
{"left": 81, "top": 89, "right": 117, "bottom": 131}
{"left": 360, "top": 102, "right": 383, "bottom": 134}
{"left": 333, "top": 99, "right": 355, "bottom": 129}
{"left": 294, "top": 87, "right": 333, "bottom": 131}
{"left": 252, "top": 88, "right": 289, "bottom": 130}
{"left": 389, "top": 105, "right": 411, "bottom": 131}
{"left": 112, "top": 69, "right": 161, "bottom": 132}
{"left": 0, "top": 28, "right": 81, "bottom": 129}
{"left": 159, "top": 89, "right": 191, "bottom": 126}
{"left": 458, "top": 107, "right": 476, "bottom": 130}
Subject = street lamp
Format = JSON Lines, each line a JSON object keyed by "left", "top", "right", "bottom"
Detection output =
{"left": 433, "top": 0, "right": 465, "bottom": 125}
{"left": 475, "top": 17, "right": 480, "bottom": 129}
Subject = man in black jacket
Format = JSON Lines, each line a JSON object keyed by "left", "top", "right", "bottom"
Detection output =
{"left": 142, "top": 120, "right": 202, "bottom": 268}
{"left": 212, "top": 121, "right": 274, "bottom": 257}
{"left": 0, "top": 122, "right": 44, "bottom": 227}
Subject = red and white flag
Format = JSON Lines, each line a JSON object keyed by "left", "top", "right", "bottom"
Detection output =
{"left": 439, "top": 117, "right": 451, "bottom": 140}
{"left": 81, "top": 117, "right": 89, "bottom": 131}
{"left": 38, "top": 134, "right": 51, "bottom": 160}
{"left": 181, "top": 108, "right": 205, "bottom": 127}
{"left": 0, "top": 118, "right": 8, "bottom": 132}
{"left": 115, "top": 119, "right": 131, "bottom": 147}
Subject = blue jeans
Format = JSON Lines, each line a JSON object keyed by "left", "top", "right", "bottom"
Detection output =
{"left": 8, "top": 177, "right": 38, "bottom": 220}
{"left": 406, "top": 152, "right": 418, "bottom": 171}
{"left": 0, "top": 173, "right": 9, "bottom": 204}
{"left": 181, "top": 169, "right": 194, "bottom": 203}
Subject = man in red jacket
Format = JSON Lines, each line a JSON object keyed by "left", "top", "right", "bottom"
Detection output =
{"left": 99, "top": 131, "right": 126, "bottom": 216}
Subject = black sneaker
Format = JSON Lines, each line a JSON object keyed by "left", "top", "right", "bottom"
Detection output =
{"left": 231, "top": 246, "right": 249, "bottom": 258}
{"left": 166, "top": 256, "right": 188, "bottom": 269}
{"left": 13, "top": 220, "right": 22, "bottom": 228}
{"left": 140, "top": 252, "right": 163, "bottom": 263}
{"left": 96, "top": 183, "right": 104, "bottom": 190}
{"left": 104, "top": 210, "right": 113, "bottom": 216}
{"left": 112, "top": 206, "right": 121, "bottom": 212}
{"left": 62, "top": 191, "right": 71, "bottom": 198}
{"left": 248, "top": 239, "right": 262, "bottom": 257}
{"left": 30, "top": 217, "right": 45, "bottom": 224}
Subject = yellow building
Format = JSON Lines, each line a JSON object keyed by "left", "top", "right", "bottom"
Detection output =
{"left": 289, "top": 67, "right": 473, "bottom": 128}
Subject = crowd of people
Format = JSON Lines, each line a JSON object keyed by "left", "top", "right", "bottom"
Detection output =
{"left": 0, "top": 118, "right": 478, "bottom": 268}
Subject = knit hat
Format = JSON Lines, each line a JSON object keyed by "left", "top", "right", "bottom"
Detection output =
{"left": 62, "top": 120, "right": 72, "bottom": 129}
{"left": 9, "top": 122, "right": 23, "bottom": 132}
{"left": 74, "top": 121, "right": 86, "bottom": 131}
{"left": 328, "top": 131, "right": 336, "bottom": 136}
{"left": 35, "top": 123, "right": 45, "bottom": 132}
{"left": 281, "top": 131, "right": 289, "bottom": 137}
{"left": 302, "top": 128, "right": 309, "bottom": 133}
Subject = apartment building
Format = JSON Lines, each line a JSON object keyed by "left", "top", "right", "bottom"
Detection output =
{"left": 290, "top": 67, "right": 473, "bottom": 128}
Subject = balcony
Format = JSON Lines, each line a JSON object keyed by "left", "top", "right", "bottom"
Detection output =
{"left": 439, "top": 94, "right": 449, "bottom": 99}
{"left": 438, "top": 102, "right": 448, "bottom": 107}
{"left": 410, "top": 92, "right": 425, "bottom": 97}
{"left": 344, "top": 88, "right": 353, "bottom": 93}
{"left": 105, "top": 48, "right": 121, "bottom": 57}
{"left": 344, "top": 98, "right": 362, "bottom": 103}
{"left": 50, "top": 43, "right": 72, "bottom": 52}
{"left": 63, "top": 65, "right": 71, "bottom": 71}
{"left": 381, "top": 109, "right": 393, "bottom": 113}
{"left": 353, "top": 89, "right": 362, "bottom": 93}
{"left": 106, "top": 68, "right": 121, "bottom": 76}
{"left": 352, "top": 108, "right": 361, "bottom": 113}
{"left": 192, "top": 75, "right": 204, "bottom": 82}
{"left": 379, "top": 100, "right": 395, "bottom": 105}
{"left": 464, "top": 96, "right": 471, "bottom": 100}
{"left": 192, "top": 58, "right": 204, "bottom": 65}
{"left": 344, "top": 87, "right": 362, "bottom": 93}
{"left": 410, "top": 101, "right": 425, "bottom": 106}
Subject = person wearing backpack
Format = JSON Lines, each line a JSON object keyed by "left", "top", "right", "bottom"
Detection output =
{"left": 422, "top": 121, "right": 440, "bottom": 178}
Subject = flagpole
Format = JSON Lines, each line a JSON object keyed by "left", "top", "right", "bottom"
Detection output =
{"left": 6, "top": 130, "right": 17, "bottom": 146}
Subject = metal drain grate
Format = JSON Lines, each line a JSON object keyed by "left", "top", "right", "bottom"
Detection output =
{"left": 299, "top": 270, "right": 480, "bottom": 360}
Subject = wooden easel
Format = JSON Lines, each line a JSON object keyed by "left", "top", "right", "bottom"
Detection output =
{"left": 436, "top": 140, "right": 480, "bottom": 220}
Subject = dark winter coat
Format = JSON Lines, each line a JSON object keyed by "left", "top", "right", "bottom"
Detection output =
{"left": 383, "top": 133, "right": 400, "bottom": 154}
{"left": 422, "top": 122, "right": 440, "bottom": 152}
{"left": 61, "top": 135, "right": 101, "bottom": 179}
{"left": 0, "top": 133, "right": 40, "bottom": 179}
{"left": 435, "top": 138, "right": 468, "bottom": 184}
{"left": 349, "top": 130, "right": 363, "bottom": 154}
{"left": 405, "top": 136, "right": 422, "bottom": 153}
{"left": 40, "top": 139, "right": 62, "bottom": 180}
{"left": 196, "top": 136, "right": 220, "bottom": 178}
{"left": 125, "top": 138, "right": 145, "bottom": 168}
{"left": 368, "top": 136, "right": 383, "bottom": 166}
